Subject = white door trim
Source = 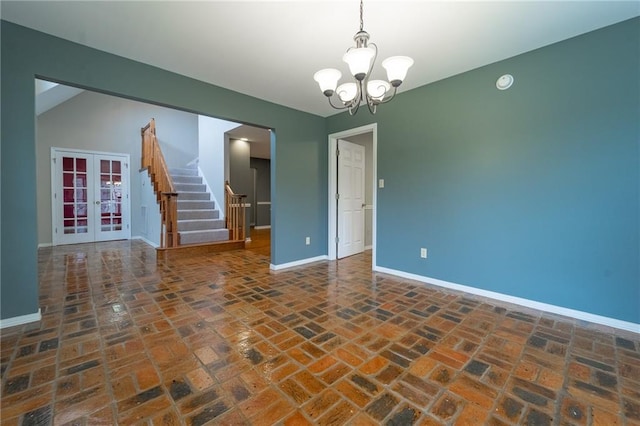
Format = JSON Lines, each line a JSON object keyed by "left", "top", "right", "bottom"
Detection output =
{"left": 327, "top": 123, "right": 377, "bottom": 268}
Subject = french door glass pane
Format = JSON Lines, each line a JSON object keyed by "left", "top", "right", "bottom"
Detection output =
{"left": 62, "top": 156, "right": 89, "bottom": 235}
{"left": 63, "top": 157, "right": 74, "bottom": 171}
{"left": 99, "top": 159, "right": 123, "bottom": 232}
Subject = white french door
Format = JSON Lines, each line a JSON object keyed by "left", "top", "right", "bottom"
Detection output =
{"left": 337, "top": 139, "right": 365, "bottom": 259}
{"left": 52, "top": 148, "right": 130, "bottom": 245}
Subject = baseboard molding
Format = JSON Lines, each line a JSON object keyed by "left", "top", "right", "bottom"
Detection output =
{"left": 254, "top": 225, "right": 271, "bottom": 230}
{"left": 271, "top": 255, "right": 328, "bottom": 271}
{"left": 374, "top": 266, "right": 640, "bottom": 334}
{"left": 0, "top": 309, "right": 41, "bottom": 329}
{"left": 38, "top": 242, "right": 53, "bottom": 248}
{"left": 132, "top": 235, "right": 159, "bottom": 248}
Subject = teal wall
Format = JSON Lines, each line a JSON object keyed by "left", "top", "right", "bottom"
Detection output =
{"left": 0, "top": 21, "right": 327, "bottom": 319}
{"left": 2, "top": 18, "right": 638, "bottom": 324}
{"left": 328, "top": 18, "right": 640, "bottom": 324}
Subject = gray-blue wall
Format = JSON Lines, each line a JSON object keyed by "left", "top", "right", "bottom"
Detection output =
{"left": 2, "top": 18, "right": 638, "bottom": 325}
{"left": 328, "top": 18, "right": 640, "bottom": 324}
{"left": 0, "top": 21, "right": 327, "bottom": 319}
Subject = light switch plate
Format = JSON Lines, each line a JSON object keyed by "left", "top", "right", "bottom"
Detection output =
{"left": 379, "top": 179, "right": 385, "bottom": 188}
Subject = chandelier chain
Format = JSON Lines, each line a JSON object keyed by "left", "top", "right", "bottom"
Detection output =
{"left": 359, "top": 0, "right": 364, "bottom": 32}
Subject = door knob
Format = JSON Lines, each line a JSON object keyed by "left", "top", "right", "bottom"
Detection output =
{"left": 95, "top": 201, "right": 101, "bottom": 205}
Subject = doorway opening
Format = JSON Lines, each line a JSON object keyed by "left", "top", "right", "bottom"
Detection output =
{"left": 328, "top": 123, "right": 377, "bottom": 267}
{"left": 36, "top": 78, "right": 274, "bottom": 260}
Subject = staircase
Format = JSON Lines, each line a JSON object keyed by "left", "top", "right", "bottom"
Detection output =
{"left": 141, "top": 118, "right": 245, "bottom": 254}
{"left": 170, "top": 166, "right": 230, "bottom": 245}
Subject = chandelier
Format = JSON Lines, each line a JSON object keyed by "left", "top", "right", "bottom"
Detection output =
{"left": 313, "top": 0, "right": 414, "bottom": 115}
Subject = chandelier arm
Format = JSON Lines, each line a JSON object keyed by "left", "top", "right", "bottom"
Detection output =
{"left": 378, "top": 86, "right": 399, "bottom": 104}
{"left": 327, "top": 96, "right": 350, "bottom": 110}
{"left": 367, "top": 42, "right": 378, "bottom": 77}
{"left": 348, "top": 101, "right": 361, "bottom": 116}
{"left": 365, "top": 100, "right": 377, "bottom": 115}
{"left": 348, "top": 82, "right": 363, "bottom": 115}
{"left": 356, "top": 78, "right": 365, "bottom": 103}
{"left": 360, "top": 42, "right": 377, "bottom": 106}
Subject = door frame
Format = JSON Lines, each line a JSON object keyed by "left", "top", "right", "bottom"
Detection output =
{"left": 327, "top": 123, "right": 377, "bottom": 267}
{"left": 51, "top": 147, "right": 131, "bottom": 246}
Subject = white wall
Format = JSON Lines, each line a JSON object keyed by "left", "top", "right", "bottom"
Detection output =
{"left": 36, "top": 89, "right": 199, "bottom": 244}
{"left": 138, "top": 170, "right": 161, "bottom": 247}
{"left": 197, "top": 116, "right": 240, "bottom": 215}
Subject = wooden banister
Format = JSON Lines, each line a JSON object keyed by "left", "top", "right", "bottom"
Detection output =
{"left": 225, "top": 181, "right": 247, "bottom": 242}
{"left": 141, "top": 119, "right": 179, "bottom": 248}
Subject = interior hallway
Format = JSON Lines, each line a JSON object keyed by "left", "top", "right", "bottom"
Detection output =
{"left": 0, "top": 240, "right": 638, "bottom": 425}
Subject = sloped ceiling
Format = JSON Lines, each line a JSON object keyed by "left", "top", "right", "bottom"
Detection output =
{"left": 35, "top": 80, "right": 84, "bottom": 115}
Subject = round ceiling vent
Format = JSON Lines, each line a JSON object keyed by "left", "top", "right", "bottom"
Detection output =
{"left": 496, "top": 74, "right": 514, "bottom": 90}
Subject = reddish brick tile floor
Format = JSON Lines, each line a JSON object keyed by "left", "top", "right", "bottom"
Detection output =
{"left": 1, "top": 240, "right": 639, "bottom": 425}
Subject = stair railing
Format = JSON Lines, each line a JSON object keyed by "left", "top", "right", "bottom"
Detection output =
{"left": 141, "top": 119, "right": 179, "bottom": 248}
{"left": 225, "top": 181, "right": 247, "bottom": 241}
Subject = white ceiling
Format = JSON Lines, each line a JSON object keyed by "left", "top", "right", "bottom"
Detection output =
{"left": 3, "top": 1, "right": 639, "bottom": 118}
{"left": 227, "top": 125, "right": 272, "bottom": 159}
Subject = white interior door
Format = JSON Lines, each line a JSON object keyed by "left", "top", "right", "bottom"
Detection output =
{"left": 95, "top": 155, "right": 129, "bottom": 242}
{"left": 52, "top": 149, "right": 130, "bottom": 245}
{"left": 337, "top": 139, "right": 365, "bottom": 259}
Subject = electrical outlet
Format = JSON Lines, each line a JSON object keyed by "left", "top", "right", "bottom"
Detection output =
{"left": 420, "top": 248, "right": 427, "bottom": 258}
{"left": 305, "top": 237, "right": 310, "bottom": 245}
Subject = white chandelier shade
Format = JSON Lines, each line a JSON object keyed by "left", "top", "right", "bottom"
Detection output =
{"left": 382, "top": 56, "right": 415, "bottom": 86}
{"left": 313, "top": 0, "right": 414, "bottom": 115}
{"left": 337, "top": 82, "right": 358, "bottom": 103}
{"left": 313, "top": 68, "right": 342, "bottom": 96}
{"left": 343, "top": 47, "right": 376, "bottom": 80}
{"left": 367, "top": 80, "right": 390, "bottom": 101}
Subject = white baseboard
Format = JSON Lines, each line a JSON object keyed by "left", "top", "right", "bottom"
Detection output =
{"left": 254, "top": 225, "right": 271, "bottom": 230}
{"left": 132, "top": 235, "right": 159, "bottom": 248}
{"left": 374, "top": 266, "right": 640, "bottom": 334}
{"left": 0, "top": 309, "right": 41, "bottom": 329}
{"left": 38, "top": 242, "right": 53, "bottom": 248}
{"left": 271, "top": 255, "right": 328, "bottom": 271}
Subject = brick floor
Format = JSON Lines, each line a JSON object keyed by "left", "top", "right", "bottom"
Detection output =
{"left": 0, "top": 240, "right": 638, "bottom": 425}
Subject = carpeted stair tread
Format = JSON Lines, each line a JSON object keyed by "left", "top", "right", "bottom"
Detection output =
{"left": 179, "top": 229, "right": 230, "bottom": 245}
{"left": 169, "top": 165, "right": 229, "bottom": 245}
